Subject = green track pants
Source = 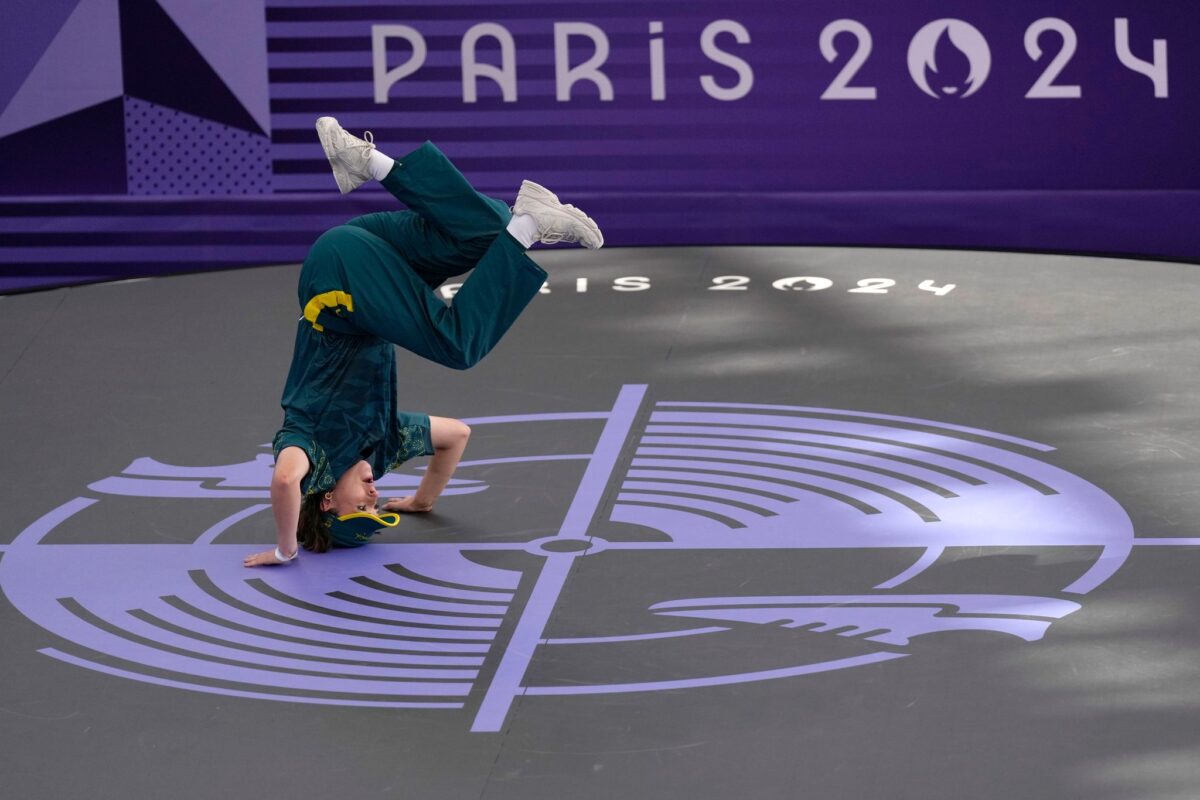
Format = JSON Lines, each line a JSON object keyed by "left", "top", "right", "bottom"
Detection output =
{"left": 298, "top": 141, "right": 547, "bottom": 370}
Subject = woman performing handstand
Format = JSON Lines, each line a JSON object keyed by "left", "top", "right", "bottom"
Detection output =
{"left": 244, "top": 118, "right": 602, "bottom": 567}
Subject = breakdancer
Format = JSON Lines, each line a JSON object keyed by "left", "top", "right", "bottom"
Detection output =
{"left": 244, "top": 118, "right": 602, "bottom": 566}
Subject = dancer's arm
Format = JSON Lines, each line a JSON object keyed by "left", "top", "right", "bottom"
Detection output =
{"left": 384, "top": 417, "right": 470, "bottom": 513}
{"left": 244, "top": 446, "right": 309, "bottom": 567}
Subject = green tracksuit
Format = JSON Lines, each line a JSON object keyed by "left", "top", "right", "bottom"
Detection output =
{"left": 273, "top": 141, "right": 547, "bottom": 494}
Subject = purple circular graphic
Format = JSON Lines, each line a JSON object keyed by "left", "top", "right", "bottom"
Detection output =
{"left": 0, "top": 386, "right": 1133, "bottom": 732}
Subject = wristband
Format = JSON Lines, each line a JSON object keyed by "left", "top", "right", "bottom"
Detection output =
{"left": 275, "top": 546, "right": 298, "bottom": 563}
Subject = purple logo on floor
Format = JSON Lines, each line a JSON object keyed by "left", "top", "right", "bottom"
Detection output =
{"left": 0, "top": 385, "right": 1134, "bottom": 732}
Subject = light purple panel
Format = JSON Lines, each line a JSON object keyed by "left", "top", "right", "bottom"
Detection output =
{"left": 0, "top": 0, "right": 124, "bottom": 138}
{"left": 0, "top": 0, "right": 79, "bottom": 113}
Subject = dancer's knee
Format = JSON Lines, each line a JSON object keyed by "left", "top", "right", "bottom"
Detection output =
{"left": 311, "top": 224, "right": 373, "bottom": 251}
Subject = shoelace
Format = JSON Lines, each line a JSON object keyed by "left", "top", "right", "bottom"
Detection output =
{"left": 337, "top": 129, "right": 375, "bottom": 161}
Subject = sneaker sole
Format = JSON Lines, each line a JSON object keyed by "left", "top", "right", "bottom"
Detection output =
{"left": 315, "top": 117, "right": 355, "bottom": 194}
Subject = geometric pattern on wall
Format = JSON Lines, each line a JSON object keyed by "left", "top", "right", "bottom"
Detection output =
{"left": 119, "top": 0, "right": 266, "bottom": 136}
{"left": 0, "top": 0, "right": 124, "bottom": 140}
{"left": 125, "top": 98, "right": 271, "bottom": 195}
{"left": 0, "top": 0, "right": 268, "bottom": 196}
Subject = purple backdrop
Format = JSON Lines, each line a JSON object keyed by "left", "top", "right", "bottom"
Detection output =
{"left": 1, "top": 1, "right": 1196, "bottom": 292}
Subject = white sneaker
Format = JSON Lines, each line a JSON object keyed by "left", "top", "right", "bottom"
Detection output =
{"left": 513, "top": 180, "right": 604, "bottom": 249}
{"left": 315, "top": 116, "right": 375, "bottom": 194}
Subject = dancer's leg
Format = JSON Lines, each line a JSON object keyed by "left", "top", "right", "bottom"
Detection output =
{"left": 318, "top": 118, "right": 600, "bottom": 285}
{"left": 318, "top": 115, "right": 509, "bottom": 285}
{"left": 380, "top": 142, "right": 510, "bottom": 243}
{"left": 368, "top": 150, "right": 602, "bottom": 256}
{"left": 302, "top": 224, "right": 546, "bottom": 369}
{"left": 345, "top": 208, "right": 479, "bottom": 289}
{"left": 350, "top": 142, "right": 525, "bottom": 287}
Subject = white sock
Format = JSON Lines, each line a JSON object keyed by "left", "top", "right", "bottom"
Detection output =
{"left": 506, "top": 213, "right": 540, "bottom": 249}
{"left": 367, "top": 150, "right": 396, "bottom": 182}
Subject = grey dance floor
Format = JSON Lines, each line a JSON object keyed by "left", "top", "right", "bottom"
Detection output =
{"left": 2, "top": 246, "right": 1199, "bottom": 800}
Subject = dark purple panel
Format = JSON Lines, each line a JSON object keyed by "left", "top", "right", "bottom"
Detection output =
{"left": 264, "top": 2, "right": 1199, "bottom": 194}
{"left": 119, "top": 0, "right": 263, "bottom": 135}
{"left": 0, "top": 98, "right": 127, "bottom": 195}
{"left": 2, "top": 1, "right": 1198, "bottom": 291}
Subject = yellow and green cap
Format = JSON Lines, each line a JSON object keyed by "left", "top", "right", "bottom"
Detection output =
{"left": 324, "top": 510, "right": 401, "bottom": 548}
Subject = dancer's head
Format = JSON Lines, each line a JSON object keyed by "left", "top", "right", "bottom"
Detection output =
{"left": 300, "top": 460, "right": 400, "bottom": 550}
{"left": 320, "top": 460, "right": 379, "bottom": 517}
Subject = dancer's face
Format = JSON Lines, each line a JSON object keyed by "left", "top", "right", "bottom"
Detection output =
{"left": 321, "top": 460, "right": 379, "bottom": 516}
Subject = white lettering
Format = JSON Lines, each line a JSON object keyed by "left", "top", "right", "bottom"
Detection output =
{"left": 614, "top": 276, "right": 651, "bottom": 292}
{"left": 555, "top": 22, "right": 614, "bottom": 101}
{"left": 820, "top": 20, "right": 877, "bottom": 100}
{"left": 649, "top": 21, "right": 666, "bottom": 101}
{"left": 700, "top": 20, "right": 754, "bottom": 101}
{"left": 370, "top": 17, "right": 1170, "bottom": 109}
{"left": 709, "top": 275, "right": 750, "bottom": 290}
{"left": 1025, "top": 19, "right": 1081, "bottom": 99}
{"left": 462, "top": 23, "right": 518, "bottom": 103}
{"left": 372, "top": 25, "right": 427, "bottom": 104}
{"left": 848, "top": 278, "right": 895, "bottom": 294}
{"left": 918, "top": 279, "right": 956, "bottom": 296}
{"left": 1115, "top": 18, "right": 1168, "bottom": 98}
